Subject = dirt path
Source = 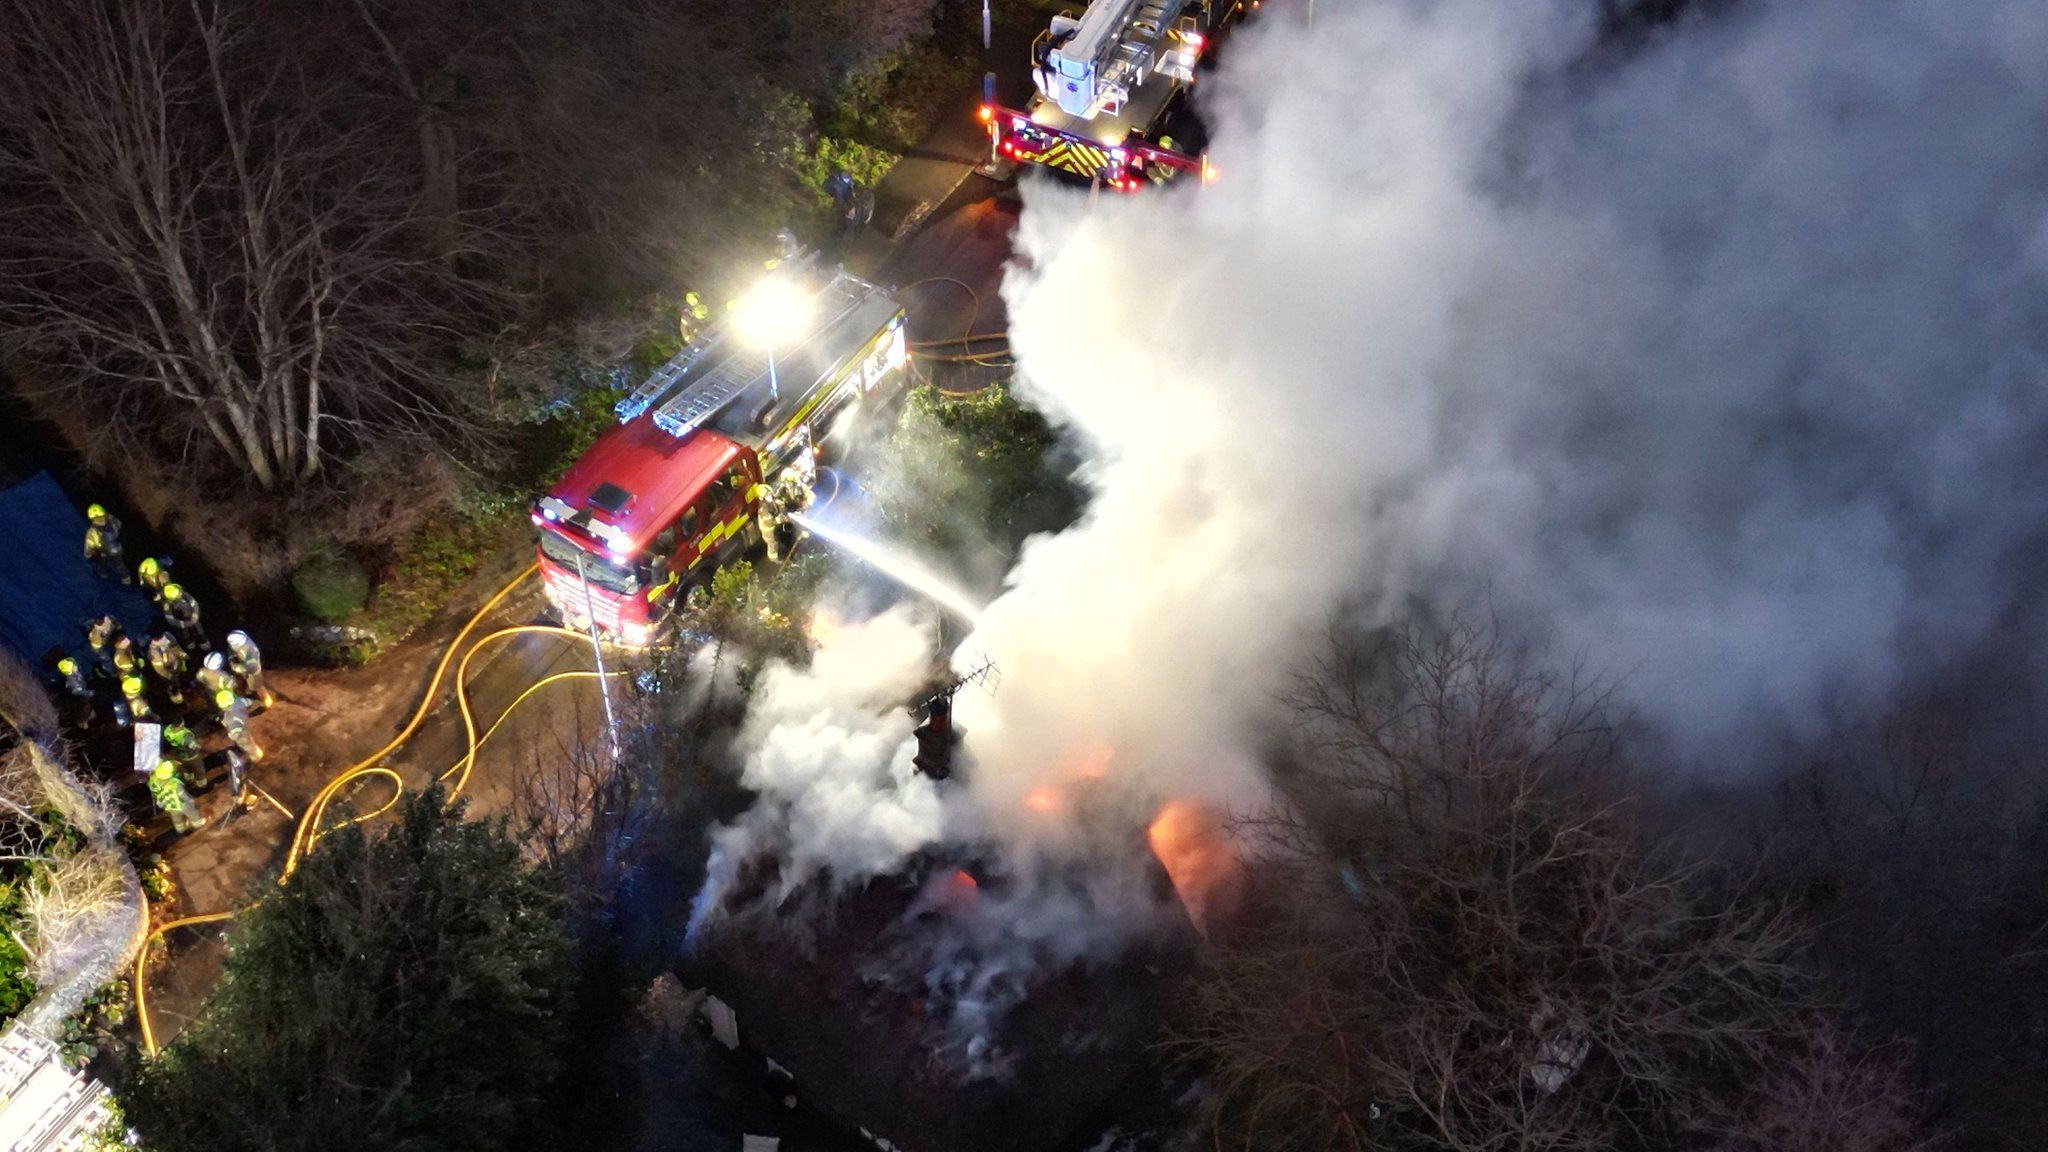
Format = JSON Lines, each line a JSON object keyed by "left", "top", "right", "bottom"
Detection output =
{"left": 145, "top": 540, "right": 544, "bottom": 1039}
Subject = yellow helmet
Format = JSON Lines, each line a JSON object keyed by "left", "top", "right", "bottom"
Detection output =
{"left": 139, "top": 557, "right": 159, "bottom": 577}
{"left": 86, "top": 503, "right": 107, "bottom": 521}
{"left": 121, "top": 676, "right": 143, "bottom": 696}
{"left": 163, "top": 583, "right": 184, "bottom": 600}
{"left": 56, "top": 657, "right": 76, "bottom": 674}
{"left": 152, "top": 760, "right": 175, "bottom": 781}
{"left": 215, "top": 688, "right": 235, "bottom": 709}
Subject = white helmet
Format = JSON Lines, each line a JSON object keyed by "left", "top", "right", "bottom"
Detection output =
{"left": 204, "top": 651, "right": 226, "bottom": 671}
{"left": 227, "top": 630, "right": 252, "bottom": 648}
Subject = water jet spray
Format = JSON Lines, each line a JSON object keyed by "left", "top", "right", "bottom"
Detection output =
{"left": 791, "top": 512, "right": 985, "bottom": 623}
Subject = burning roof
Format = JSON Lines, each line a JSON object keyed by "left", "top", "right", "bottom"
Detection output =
{"left": 682, "top": 850, "right": 1196, "bottom": 1152}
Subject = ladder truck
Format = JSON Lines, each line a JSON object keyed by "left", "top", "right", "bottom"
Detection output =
{"left": 532, "top": 264, "right": 908, "bottom": 645}
{"left": 982, "top": 0, "right": 1246, "bottom": 190}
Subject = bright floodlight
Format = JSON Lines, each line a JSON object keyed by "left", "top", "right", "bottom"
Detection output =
{"left": 731, "top": 274, "right": 815, "bottom": 349}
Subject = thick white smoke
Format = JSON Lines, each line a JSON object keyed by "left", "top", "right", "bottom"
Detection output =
{"left": 976, "top": 0, "right": 2048, "bottom": 770}
{"left": 696, "top": 0, "right": 2048, "bottom": 1063}
{"left": 687, "top": 605, "right": 945, "bottom": 936}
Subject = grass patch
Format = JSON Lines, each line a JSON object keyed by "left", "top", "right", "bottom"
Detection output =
{"left": 337, "top": 500, "right": 528, "bottom": 658}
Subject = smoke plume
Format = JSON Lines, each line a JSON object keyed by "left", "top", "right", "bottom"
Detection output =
{"left": 695, "top": 0, "right": 2048, "bottom": 1065}
{"left": 981, "top": 0, "right": 2048, "bottom": 767}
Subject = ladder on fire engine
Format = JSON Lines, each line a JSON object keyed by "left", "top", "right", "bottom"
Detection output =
{"left": 1039, "top": 0, "right": 1196, "bottom": 117}
{"left": 649, "top": 346, "right": 771, "bottom": 437}
{"left": 636, "top": 271, "right": 886, "bottom": 440}
{"left": 614, "top": 327, "right": 731, "bottom": 423}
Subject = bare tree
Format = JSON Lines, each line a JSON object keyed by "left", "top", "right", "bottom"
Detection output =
{"left": 508, "top": 691, "right": 659, "bottom": 925}
{"left": 1707, "top": 1018, "right": 1933, "bottom": 1152}
{"left": 0, "top": 0, "right": 493, "bottom": 489}
{"left": 1172, "top": 621, "right": 1905, "bottom": 1152}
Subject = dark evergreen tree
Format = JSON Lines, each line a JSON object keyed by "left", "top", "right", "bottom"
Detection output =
{"left": 129, "top": 790, "right": 572, "bottom": 1152}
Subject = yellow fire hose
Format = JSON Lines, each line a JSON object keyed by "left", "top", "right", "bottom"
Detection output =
{"left": 135, "top": 565, "right": 632, "bottom": 1056}
{"left": 282, "top": 564, "right": 540, "bottom": 876}
{"left": 132, "top": 910, "right": 236, "bottom": 1057}
{"left": 441, "top": 624, "right": 619, "bottom": 798}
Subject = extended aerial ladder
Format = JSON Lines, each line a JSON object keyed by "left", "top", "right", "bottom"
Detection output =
{"left": 982, "top": 0, "right": 1244, "bottom": 189}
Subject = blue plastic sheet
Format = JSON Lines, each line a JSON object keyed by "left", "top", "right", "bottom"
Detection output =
{"left": 0, "top": 472, "right": 157, "bottom": 667}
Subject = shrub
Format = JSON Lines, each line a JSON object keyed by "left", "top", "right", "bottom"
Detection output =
{"left": 290, "top": 546, "right": 371, "bottom": 622}
{"left": 128, "top": 791, "right": 573, "bottom": 1152}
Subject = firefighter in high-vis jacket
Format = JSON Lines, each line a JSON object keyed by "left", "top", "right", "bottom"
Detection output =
{"left": 119, "top": 675, "right": 153, "bottom": 726}
{"left": 225, "top": 630, "right": 271, "bottom": 709}
{"left": 149, "top": 760, "right": 203, "bottom": 835}
{"left": 137, "top": 556, "right": 172, "bottom": 606}
{"left": 760, "top": 465, "right": 814, "bottom": 564}
{"left": 215, "top": 689, "right": 262, "bottom": 761}
{"left": 85, "top": 616, "right": 122, "bottom": 679}
{"left": 83, "top": 504, "right": 129, "bottom": 583}
{"left": 196, "top": 652, "right": 235, "bottom": 714}
{"left": 148, "top": 633, "right": 189, "bottom": 707}
{"left": 111, "top": 635, "right": 141, "bottom": 680}
{"left": 161, "top": 583, "right": 203, "bottom": 646}
{"left": 54, "top": 657, "right": 92, "bottom": 722}
{"left": 162, "top": 722, "right": 203, "bottom": 789}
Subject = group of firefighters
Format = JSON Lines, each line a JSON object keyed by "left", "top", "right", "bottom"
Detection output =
{"left": 60, "top": 503, "right": 272, "bottom": 836}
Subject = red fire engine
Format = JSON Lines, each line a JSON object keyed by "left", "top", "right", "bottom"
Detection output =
{"left": 982, "top": 0, "right": 1246, "bottom": 190}
{"left": 533, "top": 264, "right": 908, "bottom": 645}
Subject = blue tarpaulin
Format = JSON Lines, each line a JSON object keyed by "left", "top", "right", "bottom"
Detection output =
{"left": 0, "top": 472, "right": 157, "bottom": 667}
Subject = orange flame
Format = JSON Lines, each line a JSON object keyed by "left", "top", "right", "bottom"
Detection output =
{"left": 938, "top": 868, "right": 980, "bottom": 913}
{"left": 1148, "top": 800, "right": 1245, "bottom": 937}
{"left": 1023, "top": 786, "right": 1064, "bottom": 814}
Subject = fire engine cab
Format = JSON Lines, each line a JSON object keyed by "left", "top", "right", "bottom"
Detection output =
{"left": 984, "top": 0, "right": 1245, "bottom": 190}
{"left": 533, "top": 264, "right": 908, "bottom": 645}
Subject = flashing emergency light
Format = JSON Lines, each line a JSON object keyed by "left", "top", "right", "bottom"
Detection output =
{"left": 732, "top": 274, "right": 816, "bottom": 352}
{"left": 977, "top": 105, "right": 994, "bottom": 123}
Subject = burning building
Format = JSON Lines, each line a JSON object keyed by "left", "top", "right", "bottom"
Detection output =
{"left": 681, "top": 845, "right": 1198, "bottom": 1152}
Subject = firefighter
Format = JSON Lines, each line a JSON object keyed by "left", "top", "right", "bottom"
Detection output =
{"left": 83, "top": 504, "right": 129, "bottom": 583}
{"left": 111, "top": 635, "right": 141, "bottom": 680}
{"left": 84, "top": 616, "right": 122, "bottom": 679}
{"left": 224, "top": 630, "right": 271, "bottom": 709}
{"left": 196, "top": 651, "right": 235, "bottom": 717}
{"left": 761, "top": 467, "right": 811, "bottom": 563}
{"left": 119, "top": 675, "right": 154, "bottom": 726}
{"left": 54, "top": 657, "right": 93, "bottom": 723}
{"left": 161, "top": 583, "right": 203, "bottom": 646}
{"left": 161, "top": 721, "right": 200, "bottom": 768}
{"left": 161, "top": 721, "right": 205, "bottom": 791}
{"left": 214, "top": 688, "right": 262, "bottom": 762}
{"left": 758, "top": 497, "right": 786, "bottom": 564}
{"left": 147, "top": 633, "right": 189, "bottom": 707}
{"left": 137, "top": 556, "right": 172, "bottom": 606}
{"left": 679, "top": 291, "right": 710, "bottom": 345}
{"left": 148, "top": 760, "right": 204, "bottom": 835}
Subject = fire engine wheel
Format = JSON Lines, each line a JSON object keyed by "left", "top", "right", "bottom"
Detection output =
{"left": 681, "top": 582, "right": 712, "bottom": 615}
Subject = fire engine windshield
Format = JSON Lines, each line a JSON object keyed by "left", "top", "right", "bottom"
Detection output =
{"left": 538, "top": 528, "right": 640, "bottom": 595}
